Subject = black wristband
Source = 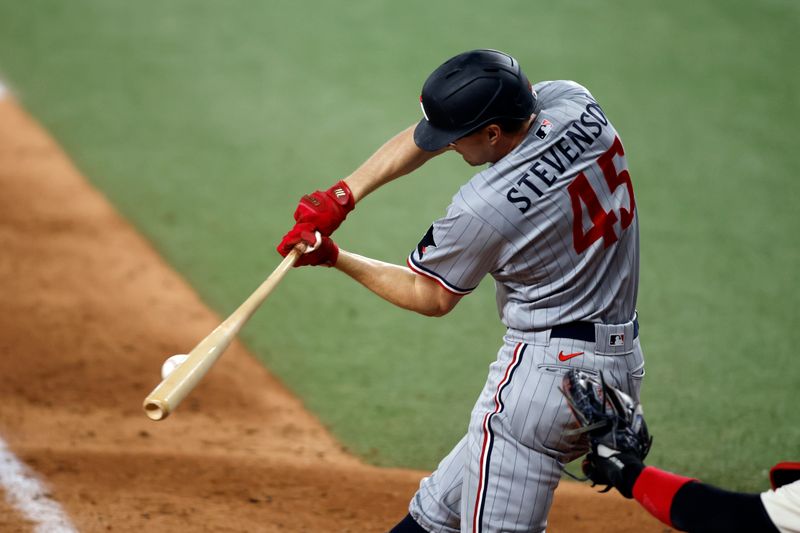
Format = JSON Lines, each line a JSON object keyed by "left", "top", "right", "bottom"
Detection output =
{"left": 618, "top": 459, "right": 645, "bottom": 498}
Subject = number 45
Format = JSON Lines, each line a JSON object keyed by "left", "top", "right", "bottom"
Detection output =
{"left": 567, "top": 136, "right": 636, "bottom": 255}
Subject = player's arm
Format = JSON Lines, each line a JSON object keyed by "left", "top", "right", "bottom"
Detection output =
{"left": 589, "top": 440, "right": 780, "bottom": 532}
{"left": 566, "top": 372, "right": 785, "bottom": 533}
{"left": 343, "top": 125, "right": 449, "bottom": 202}
{"left": 334, "top": 249, "right": 462, "bottom": 317}
{"left": 619, "top": 463, "right": 780, "bottom": 533}
{"left": 276, "top": 226, "right": 462, "bottom": 316}
{"left": 277, "top": 126, "right": 448, "bottom": 257}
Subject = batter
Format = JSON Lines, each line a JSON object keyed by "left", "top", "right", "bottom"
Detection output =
{"left": 278, "top": 49, "right": 645, "bottom": 532}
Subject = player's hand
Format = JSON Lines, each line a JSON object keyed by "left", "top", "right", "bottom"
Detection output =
{"left": 582, "top": 445, "right": 644, "bottom": 499}
{"left": 293, "top": 180, "right": 355, "bottom": 236}
{"left": 277, "top": 224, "right": 339, "bottom": 267}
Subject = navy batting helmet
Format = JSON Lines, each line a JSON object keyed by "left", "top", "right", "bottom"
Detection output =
{"left": 414, "top": 49, "right": 536, "bottom": 151}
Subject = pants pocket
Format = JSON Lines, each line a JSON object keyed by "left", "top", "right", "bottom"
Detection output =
{"left": 627, "top": 362, "right": 645, "bottom": 401}
{"left": 536, "top": 363, "right": 599, "bottom": 377}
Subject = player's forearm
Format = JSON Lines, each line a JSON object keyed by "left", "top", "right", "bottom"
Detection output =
{"left": 343, "top": 125, "right": 448, "bottom": 202}
{"left": 632, "top": 466, "right": 779, "bottom": 533}
{"left": 334, "top": 249, "right": 455, "bottom": 317}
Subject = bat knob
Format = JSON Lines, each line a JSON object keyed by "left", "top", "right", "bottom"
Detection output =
{"left": 143, "top": 399, "right": 169, "bottom": 421}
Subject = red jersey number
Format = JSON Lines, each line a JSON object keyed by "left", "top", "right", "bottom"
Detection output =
{"left": 567, "top": 136, "right": 635, "bottom": 255}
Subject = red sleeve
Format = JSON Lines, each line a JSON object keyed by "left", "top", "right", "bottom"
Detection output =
{"left": 632, "top": 466, "right": 695, "bottom": 527}
{"left": 770, "top": 461, "right": 800, "bottom": 489}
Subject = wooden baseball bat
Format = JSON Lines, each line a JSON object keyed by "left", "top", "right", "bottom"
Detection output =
{"left": 143, "top": 247, "right": 303, "bottom": 421}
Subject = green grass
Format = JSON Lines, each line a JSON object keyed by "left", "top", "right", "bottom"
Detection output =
{"left": 0, "top": 0, "right": 798, "bottom": 491}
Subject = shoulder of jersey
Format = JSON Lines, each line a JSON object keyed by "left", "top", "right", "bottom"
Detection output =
{"left": 534, "top": 79, "right": 591, "bottom": 97}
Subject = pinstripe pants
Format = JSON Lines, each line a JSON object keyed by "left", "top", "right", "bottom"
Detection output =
{"left": 409, "top": 333, "right": 645, "bottom": 533}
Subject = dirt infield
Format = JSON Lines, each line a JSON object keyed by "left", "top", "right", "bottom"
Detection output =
{"left": 0, "top": 96, "right": 670, "bottom": 532}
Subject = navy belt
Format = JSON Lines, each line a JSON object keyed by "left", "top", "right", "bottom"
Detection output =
{"left": 550, "top": 319, "right": 639, "bottom": 343}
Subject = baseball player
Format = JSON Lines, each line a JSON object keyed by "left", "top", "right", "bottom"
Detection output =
{"left": 561, "top": 370, "right": 800, "bottom": 533}
{"left": 278, "top": 49, "right": 644, "bottom": 532}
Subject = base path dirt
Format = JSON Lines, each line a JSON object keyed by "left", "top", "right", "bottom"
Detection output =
{"left": 0, "top": 94, "right": 671, "bottom": 532}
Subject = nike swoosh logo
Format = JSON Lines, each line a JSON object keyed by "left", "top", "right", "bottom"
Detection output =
{"left": 558, "top": 350, "right": 585, "bottom": 362}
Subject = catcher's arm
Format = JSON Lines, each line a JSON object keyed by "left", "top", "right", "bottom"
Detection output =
{"left": 561, "top": 370, "right": 780, "bottom": 533}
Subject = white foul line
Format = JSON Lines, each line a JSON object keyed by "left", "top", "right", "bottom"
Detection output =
{"left": 0, "top": 77, "right": 72, "bottom": 530}
{"left": 0, "top": 436, "right": 78, "bottom": 533}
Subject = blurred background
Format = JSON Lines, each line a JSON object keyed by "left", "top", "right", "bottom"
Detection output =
{"left": 0, "top": 0, "right": 797, "bottom": 490}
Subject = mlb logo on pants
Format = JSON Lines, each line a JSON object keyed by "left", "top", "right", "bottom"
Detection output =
{"left": 609, "top": 334, "right": 625, "bottom": 346}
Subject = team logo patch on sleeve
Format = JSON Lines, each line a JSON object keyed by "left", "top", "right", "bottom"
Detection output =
{"left": 416, "top": 225, "right": 436, "bottom": 257}
{"left": 535, "top": 119, "right": 552, "bottom": 140}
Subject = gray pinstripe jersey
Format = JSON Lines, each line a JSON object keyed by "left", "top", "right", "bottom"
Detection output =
{"left": 407, "top": 80, "right": 639, "bottom": 333}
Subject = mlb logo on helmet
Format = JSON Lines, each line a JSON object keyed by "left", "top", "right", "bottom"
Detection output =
{"left": 609, "top": 333, "right": 625, "bottom": 346}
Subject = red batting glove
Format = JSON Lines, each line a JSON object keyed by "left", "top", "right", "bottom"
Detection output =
{"left": 277, "top": 224, "right": 339, "bottom": 267}
{"left": 277, "top": 222, "right": 316, "bottom": 256}
{"left": 296, "top": 235, "right": 339, "bottom": 267}
{"left": 293, "top": 180, "right": 355, "bottom": 235}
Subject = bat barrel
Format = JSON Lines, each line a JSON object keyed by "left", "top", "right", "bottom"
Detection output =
{"left": 142, "top": 336, "right": 232, "bottom": 421}
{"left": 141, "top": 248, "right": 302, "bottom": 421}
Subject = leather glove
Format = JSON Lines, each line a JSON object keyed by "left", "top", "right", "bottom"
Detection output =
{"left": 582, "top": 446, "right": 645, "bottom": 499}
{"left": 293, "top": 180, "right": 354, "bottom": 236}
{"left": 560, "top": 369, "right": 652, "bottom": 498}
{"left": 277, "top": 224, "right": 339, "bottom": 267}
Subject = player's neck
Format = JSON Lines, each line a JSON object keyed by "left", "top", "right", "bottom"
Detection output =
{"left": 491, "top": 115, "right": 536, "bottom": 163}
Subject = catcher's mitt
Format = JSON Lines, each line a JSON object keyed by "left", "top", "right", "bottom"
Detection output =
{"left": 560, "top": 369, "right": 652, "bottom": 497}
